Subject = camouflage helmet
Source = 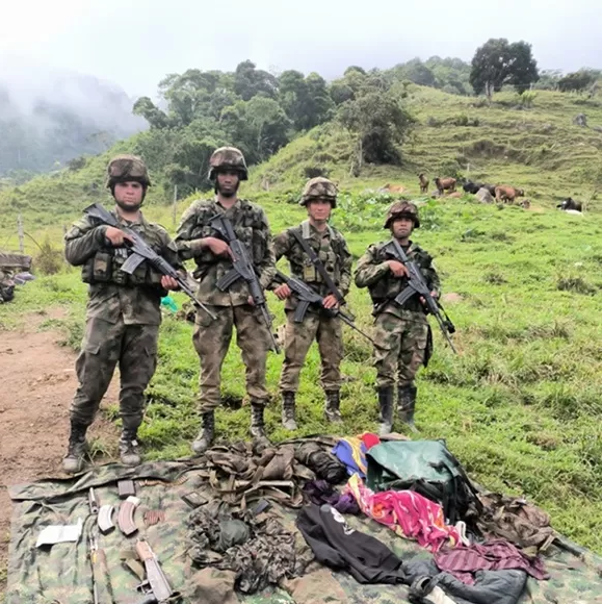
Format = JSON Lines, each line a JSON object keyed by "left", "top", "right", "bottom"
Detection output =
{"left": 105, "top": 154, "right": 151, "bottom": 188}
{"left": 384, "top": 201, "right": 420, "bottom": 229}
{"left": 300, "top": 177, "right": 338, "bottom": 208}
{"left": 208, "top": 146, "right": 248, "bottom": 181}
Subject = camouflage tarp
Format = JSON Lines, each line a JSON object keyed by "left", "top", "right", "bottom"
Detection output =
{"left": 7, "top": 459, "right": 602, "bottom": 603}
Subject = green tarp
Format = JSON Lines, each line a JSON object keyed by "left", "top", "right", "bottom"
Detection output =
{"left": 6, "top": 458, "right": 602, "bottom": 603}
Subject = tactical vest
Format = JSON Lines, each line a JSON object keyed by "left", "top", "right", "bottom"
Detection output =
{"left": 81, "top": 231, "right": 165, "bottom": 289}
{"left": 367, "top": 242, "right": 429, "bottom": 312}
{"left": 291, "top": 220, "right": 343, "bottom": 286}
{"left": 189, "top": 200, "right": 268, "bottom": 267}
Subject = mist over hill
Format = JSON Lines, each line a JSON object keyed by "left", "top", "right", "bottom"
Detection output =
{"left": 0, "top": 57, "right": 146, "bottom": 177}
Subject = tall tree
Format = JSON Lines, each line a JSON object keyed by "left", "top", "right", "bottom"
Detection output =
{"left": 220, "top": 96, "right": 291, "bottom": 164}
{"left": 470, "top": 39, "right": 539, "bottom": 99}
{"left": 233, "top": 60, "right": 278, "bottom": 101}
{"left": 337, "top": 91, "right": 414, "bottom": 172}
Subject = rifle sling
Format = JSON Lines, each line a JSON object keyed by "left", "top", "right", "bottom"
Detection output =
{"left": 291, "top": 229, "right": 343, "bottom": 303}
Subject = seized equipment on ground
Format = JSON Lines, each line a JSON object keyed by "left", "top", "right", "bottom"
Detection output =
{"left": 118, "top": 479, "right": 136, "bottom": 499}
{"left": 274, "top": 270, "right": 380, "bottom": 347}
{"left": 209, "top": 213, "right": 280, "bottom": 352}
{"left": 382, "top": 238, "right": 457, "bottom": 353}
{"left": 88, "top": 487, "right": 99, "bottom": 514}
{"left": 118, "top": 496, "right": 140, "bottom": 536}
{"left": 83, "top": 203, "right": 216, "bottom": 320}
{"left": 135, "top": 540, "right": 177, "bottom": 603}
{"left": 98, "top": 505, "right": 116, "bottom": 534}
{"left": 36, "top": 518, "right": 83, "bottom": 547}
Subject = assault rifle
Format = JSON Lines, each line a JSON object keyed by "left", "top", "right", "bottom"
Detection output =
{"left": 274, "top": 270, "right": 380, "bottom": 348}
{"left": 209, "top": 214, "right": 280, "bottom": 353}
{"left": 84, "top": 203, "right": 216, "bottom": 320}
{"left": 135, "top": 540, "right": 177, "bottom": 604}
{"left": 382, "top": 239, "right": 457, "bottom": 354}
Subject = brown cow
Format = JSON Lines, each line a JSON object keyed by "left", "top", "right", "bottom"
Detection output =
{"left": 434, "top": 177, "right": 456, "bottom": 194}
{"left": 495, "top": 185, "right": 524, "bottom": 204}
{"left": 418, "top": 173, "right": 429, "bottom": 193}
{"left": 381, "top": 183, "right": 406, "bottom": 193}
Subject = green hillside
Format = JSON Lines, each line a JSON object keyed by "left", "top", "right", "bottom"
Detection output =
{"left": 2, "top": 84, "right": 602, "bottom": 251}
{"left": 3, "top": 83, "right": 602, "bottom": 557}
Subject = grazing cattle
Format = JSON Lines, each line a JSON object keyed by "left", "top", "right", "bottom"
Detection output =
{"left": 447, "top": 192, "right": 463, "bottom": 199}
{"left": 495, "top": 185, "right": 524, "bottom": 203}
{"left": 381, "top": 183, "right": 406, "bottom": 194}
{"left": 557, "top": 197, "right": 583, "bottom": 212}
{"left": 476, "top": 187, "right": 494, "bottom": 204}
{"left": 434, "top": 177, "right": 457, "bottom": 194}
{"left": 520, "top": 199, "right": 531, "bottom": 209}
{"left": 462, "top": 180, "right": 482, "bottom": 194}
{"left": 418, "top": 173, "right": 429, "bottom": 193}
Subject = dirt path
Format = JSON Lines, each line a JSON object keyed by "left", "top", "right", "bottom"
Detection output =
{"left": 0, "top": 314, "right": 119, "bottom": 600}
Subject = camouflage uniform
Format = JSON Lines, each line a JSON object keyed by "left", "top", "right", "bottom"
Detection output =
{"left": 355, "top": 201, "right": 440, "bottom": 434}
{"left": 175, "top": 147, "right": 276, "bottom": 453}
{"left": 63, "top": 155, "right": 181, "bottom": 472}
{"left": 273, "top": 178, "right": 352, "bottom": 429}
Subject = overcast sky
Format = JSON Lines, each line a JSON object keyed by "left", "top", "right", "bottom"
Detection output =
{"left": 1, "top": 0, "right": 600, "bottom": 98}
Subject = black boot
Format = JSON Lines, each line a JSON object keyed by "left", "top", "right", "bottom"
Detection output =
{"left": 119, "top": 428, "right": 142, "bottom": 466}
{"left": 398, "top": 384, "right": 418, "bottom": 433}
{"left": 378, "top": 386, "right": 394, "bottom": 436}
{"left": 250, "top": 402, "right": 268, "bottom": 441}
{"left": 281, "top": 392, "right": 297, "bottom": 431}
{"left": 324, "top": 390, "right": 343, "bottom": 423}
{"left": 192, "top": 412, "right": 215, "bottom": 455}
{"left": 62, "top": 421, "right": 88, "bottom": 474}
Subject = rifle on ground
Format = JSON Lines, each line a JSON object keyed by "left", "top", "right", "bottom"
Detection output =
{"left": 84, "top": 203, "right": 216, "bottom": 320}
{"left": 135, "top": 540, "right": 178, "bottom": 604}
{"left": 89, "top": 531, "right": 114, "bottom": 604}
{"left": 274, "top": 270, "right": 381, "bottom": 348}
{"left": 209, "top": 214, "right": 280, "bottom": 353}
{"left": 382, "top": 239, "right": 457, "bottom": 354}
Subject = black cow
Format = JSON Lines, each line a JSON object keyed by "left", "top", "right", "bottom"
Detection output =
{"left": 462, "top": 181, "right": 483, "bottom": 194}
{"left": 557, "top": 197, "right": 583, "bottom": 211}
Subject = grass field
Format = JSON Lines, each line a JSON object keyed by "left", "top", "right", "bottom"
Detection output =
{"left": 3, "top": 192, "right": 602, "bottom": 555}
{"left": 2, "top": 83, "right": 602, "bottom": 559}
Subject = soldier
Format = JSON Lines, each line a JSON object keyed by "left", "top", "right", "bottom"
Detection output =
{"left": 355, "top": 201, "right": 440, "bottom": 435}
{"left": 175, "top": 147, "right": 276, "bottom": 453}
{"left": 62, "top": 154, "right": 181, "bottom": 473}
{"left": 272, "top": 177, "right": 352, "bottom": 430}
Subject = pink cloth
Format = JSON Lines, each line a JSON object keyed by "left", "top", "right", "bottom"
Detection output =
{"left": 344, "top": 474, "right": 462, "bottom": 553}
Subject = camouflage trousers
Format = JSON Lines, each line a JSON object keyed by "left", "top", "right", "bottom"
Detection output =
{"left": 70, "top": 316, "right": 159, "bottom": 430}
{"left": 192, "top": 304, "right": 270, "bottom": 413}
{"left": 279, "top": 310, "right": 343, "bottom": 394}
{"left": 373, "top": 312, "right": 429, "bottom": 389}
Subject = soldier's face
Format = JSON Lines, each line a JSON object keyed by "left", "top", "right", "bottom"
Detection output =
{"left": 391, "top": 217, "right": 414, "bottom": 240}
{"left": 114, "top": 181, "right": 144, "bottom": 210}
{"left": 307, "top": 199, "right": 332, "bottom": 222}
{"left": 216, "top": 170, "right": 240, "bottom": 198}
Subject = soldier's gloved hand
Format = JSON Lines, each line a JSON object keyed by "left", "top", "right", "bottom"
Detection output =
{"left": 274, "top": 284, "right": 292, "bottom": 300}
{"left": 322, "top": 294, "right": 339, "bottom": 310}
{"left": 161, "top": 276, "right": 179, "bottom": 290}
{"left": 203, "top": 237, "right": 234, "bottom": 258}
{"left": 105, "top": 226, "right": 134, "bottom": 247}
{"left": 387, "top": 260, "right": 409, "bottom": 278}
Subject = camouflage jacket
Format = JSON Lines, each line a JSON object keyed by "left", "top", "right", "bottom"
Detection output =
{"left": 175, "top": 197, "right": 276, "bottom": 306}
{"left": 354, "top": 240, "right": 441, "bottom": 321}
{"left": 64, "top": 209, "right": 181, "bottom": 325}
{"left": 272, "top": 220, "right": 352, "bottom": 313}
